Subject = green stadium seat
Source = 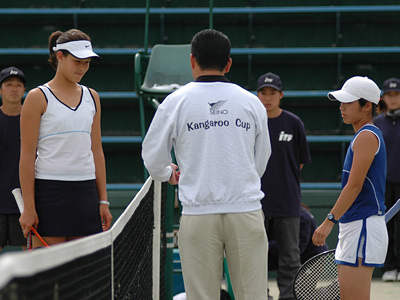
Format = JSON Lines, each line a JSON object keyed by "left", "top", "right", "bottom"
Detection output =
{"left": 133, "top": 44, "right": 193, "bottom": 180}
{"left": 134, "top": 44, "right": 192, "bottom": 135}
{"left": 139, "top": 44, "right": 192, "bottom": 95}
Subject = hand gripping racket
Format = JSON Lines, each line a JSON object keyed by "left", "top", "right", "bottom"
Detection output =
{"left": 293, "top": 199, "right": 400, "bottom": 300}
{"left": 12, "top": 188, "right": 50, "bottom": 250}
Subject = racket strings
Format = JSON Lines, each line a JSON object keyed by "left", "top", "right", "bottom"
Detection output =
{"left": 293, "top": 250, "right": 340, "bottom": 300}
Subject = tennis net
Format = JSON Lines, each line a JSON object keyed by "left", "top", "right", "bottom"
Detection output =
{"left": 0, "top": 177, "right": 167, "bottom": 300}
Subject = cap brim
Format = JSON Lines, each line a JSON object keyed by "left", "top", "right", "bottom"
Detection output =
{"left": 257, "top": 83, "right": 281, "bottom": 91}
{"left": 0, "top": 74, "right": 26, "bottom": 85}
{"left": 70, "top": 50, "right": 101, "bottom": 61}
{"left": 383, "top": 88, "right": 400, "bottom": 94}
{"left": 14, "top": 75, "right": 26, "bottom": 84}
{"left": 327, "top": 90, "right": 359, "bottom": 103}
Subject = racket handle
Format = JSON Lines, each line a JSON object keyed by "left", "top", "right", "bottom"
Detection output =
{"left": 12, "top": 188, "right": 50, "bottom": 248}
{"left": 12, "top": 188, "right": 24, "bottom": 214}
{"left": 385, "top": 198, "right": 400, "bottom": 223}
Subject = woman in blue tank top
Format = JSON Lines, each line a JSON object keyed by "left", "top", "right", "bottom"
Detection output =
{"left": 312, "top": 76, "right": 388, "bottom": 300}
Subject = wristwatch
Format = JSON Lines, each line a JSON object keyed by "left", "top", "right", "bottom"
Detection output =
{"left": 327, "top": 213, "right": 338, "bottom": 224}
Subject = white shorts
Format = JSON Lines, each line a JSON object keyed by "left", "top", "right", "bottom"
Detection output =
{"left": 335, "top": 215, "right": 388, "bottom": 267}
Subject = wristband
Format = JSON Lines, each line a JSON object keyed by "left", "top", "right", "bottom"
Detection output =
{"left": 99, "top": 200, "right": 110, "bottom": 206}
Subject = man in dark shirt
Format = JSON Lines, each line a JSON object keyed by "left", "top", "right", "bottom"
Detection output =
{"left": 0, "top": 66, "right": 27, "bottom": 251}
{"left": 257, "top": 72, "right": 311, "bottom": 300}
{"left": 374, "top": 77, "right": 400, "bottom": 281}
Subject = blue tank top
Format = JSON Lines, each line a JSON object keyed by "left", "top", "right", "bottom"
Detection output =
{"left": 340, "top": 124, "right": 386, "bottom": 223}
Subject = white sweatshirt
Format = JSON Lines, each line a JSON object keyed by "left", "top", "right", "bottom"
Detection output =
{"left": 142, "top": 79, "right": 271, "bottom": 215}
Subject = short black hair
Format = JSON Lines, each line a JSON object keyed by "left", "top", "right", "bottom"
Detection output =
{"left": 359, "top": 98, "right": 387, "bottom": 117}
{"left": 191, "top": 29, "right": 231, "bottom": 71}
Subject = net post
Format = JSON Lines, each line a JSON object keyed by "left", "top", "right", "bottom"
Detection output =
{"left": 153, "top": 179, "right": 162, "bottom": 299}
{"left": 164, "top": 184, "right": 175, "bottom": 299}
{"left": 111, "top": 234, "right": 114, "bottom": 300}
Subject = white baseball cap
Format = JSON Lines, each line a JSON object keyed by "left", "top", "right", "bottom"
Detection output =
{"left": 328, "top": 76, "right": 381, "bottom": 105}
{"left": 53, "top": 40, "right": 101, "bottom": 61}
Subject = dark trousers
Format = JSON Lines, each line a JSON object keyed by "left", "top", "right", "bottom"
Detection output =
{"left": 383, "top": 182, "right": 400, "bottom": 272}
{"left": 266, "top": 217, "right": 301, "bottom": 300}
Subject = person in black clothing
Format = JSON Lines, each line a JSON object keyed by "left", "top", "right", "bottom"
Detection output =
{"left": 0, "top": 67, "right": 27, "bottom": 251}
{"left": 374, "top": 77, "right": 400, "bottom": 282}
{"left": 257, "top": 72, "right": 311, "bottom": 300}
{"left": 268, "top": 204, "right": 329, "bottom": 271}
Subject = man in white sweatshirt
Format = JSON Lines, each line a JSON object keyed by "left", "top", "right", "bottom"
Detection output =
{"left": 142, "top": 29, "right": 271, "bottom": 300}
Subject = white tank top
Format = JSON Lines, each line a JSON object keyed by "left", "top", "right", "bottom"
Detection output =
{"left": 35, "top": 84, "right": 96, "bottom": 181}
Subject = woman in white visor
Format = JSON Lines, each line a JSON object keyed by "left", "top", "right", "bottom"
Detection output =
{"left": 19, "top": 29, "right": 112, "bottom": 248}
{"left": 312, "top": 76, "right": 388, "bottom": 300}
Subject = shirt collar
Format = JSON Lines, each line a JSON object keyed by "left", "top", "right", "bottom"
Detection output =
{"left": 195, "top": 75, "right": 230, "bottom": 83}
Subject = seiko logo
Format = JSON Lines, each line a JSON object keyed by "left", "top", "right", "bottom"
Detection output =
{"left": 279, "top": 131, "right": 293, "bottom": 142}
{"left": 389, "top": 82, "right": 398, "bottom": 88}
{"left": 264, "top": 77, "right": 273, "bottom": 83}
{"left": 209, "top": 100, "right": 228, "bottom": 115}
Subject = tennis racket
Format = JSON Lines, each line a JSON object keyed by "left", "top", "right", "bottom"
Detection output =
{"left": 12, "top": 188, "right": 50, "bottom": 250}
{"left": 293, "top": 198, "right": 400, "bottom": 300}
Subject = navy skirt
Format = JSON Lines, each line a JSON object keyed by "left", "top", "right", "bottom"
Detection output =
{"left": 35, "top": 179, "right": 103, "bottom": 237}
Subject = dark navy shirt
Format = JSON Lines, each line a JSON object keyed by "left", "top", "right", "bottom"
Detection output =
{"left": 0, "top": 109, "right": 21, "bottom": 214}
{"left": 261, "top": 110, "right": 311, "bottom": 217}
{"left": 374, "top": 113, "right": 400, "bottom": 184}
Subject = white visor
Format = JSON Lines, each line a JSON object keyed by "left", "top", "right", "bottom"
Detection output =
{"left": 53, "top": 40, "right": 100, "bottom": 61}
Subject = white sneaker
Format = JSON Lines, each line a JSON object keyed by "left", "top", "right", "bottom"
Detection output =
{"left": 382, "top": 270, "right": 398, "bottom": 282}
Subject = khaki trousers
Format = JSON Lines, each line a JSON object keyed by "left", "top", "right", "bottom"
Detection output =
{"left": 178, "top": 209, "right": 268, "bottom": 300}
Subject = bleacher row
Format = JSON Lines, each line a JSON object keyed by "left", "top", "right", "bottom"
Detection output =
{"left": 1, "top": 1, "right": 399, "bottom": 248}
